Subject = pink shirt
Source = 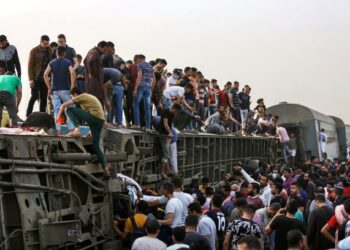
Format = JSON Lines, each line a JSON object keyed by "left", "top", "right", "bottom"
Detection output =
{"left": 277, "top": 127, "right": 290, "bottom": 143}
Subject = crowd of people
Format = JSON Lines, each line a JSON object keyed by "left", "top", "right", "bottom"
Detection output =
{"left": 0, "top": 34, "right": 285, "bottom": 177}
{"left": 113, "top": 156, "right": 350, "bottom": 250}
{"left": 3, "top": 34, "right": 350, "bottom": 250}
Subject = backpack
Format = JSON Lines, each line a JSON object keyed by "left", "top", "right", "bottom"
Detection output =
{"left": 127, "top": 216, "right": 147, "bottom": 246}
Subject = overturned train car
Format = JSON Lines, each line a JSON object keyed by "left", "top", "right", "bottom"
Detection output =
{"left": 0, "top": 130, "right": 277, "bottom": 249}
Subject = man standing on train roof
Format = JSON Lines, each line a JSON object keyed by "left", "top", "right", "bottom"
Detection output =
{"left": 0, "top": 35, "right": 21, "bottom": 78}
{"left": 84, "top": 41, "right": 108, "bottom": 105}
{"left": 276, "top": 123, "right": 292, "bottom": 163}
{"left": 53, "top": 34, "right": 77, "bottom": 65}
{"left": 319, "top": 128, "right": 328, "bottom": 154}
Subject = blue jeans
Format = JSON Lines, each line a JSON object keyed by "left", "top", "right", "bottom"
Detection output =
{"left": 51, "top": 90, "right": 74, "bottom": 130}
{"left": 133, "top": 84, "right": 151, "bottom": 129}
{"left": 161, "top": 95, "right": 172, "bottom": 109}
{"left": 113, "top": 84, "right": 124, "bottom": 125}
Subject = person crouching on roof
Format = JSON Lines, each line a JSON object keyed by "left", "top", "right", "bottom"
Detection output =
{"left": 57, "top": 87, "right": 110, "bottom": 176}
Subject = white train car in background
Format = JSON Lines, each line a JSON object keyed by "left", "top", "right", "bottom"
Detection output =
{"left": 267, "top": 102, "right": 339, "bottom": 161}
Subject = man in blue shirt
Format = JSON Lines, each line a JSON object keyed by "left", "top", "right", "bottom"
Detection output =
{"left": 44, "top": 46, "right": 75, "bottom": 135}
{"left": 132, "top": 54, "right": 155, "bottom": 131}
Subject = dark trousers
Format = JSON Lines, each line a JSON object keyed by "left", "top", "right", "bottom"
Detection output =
{"left": 0, "top": 91, "right": 17, "bottom": 126}
{"left": 26, "top": 78, "right": 48, "bottom": 116}
{"left": 123, "top": 88, "right": 133, "bottom": 125}
{"left": 66, "top": 107, "right": 106, "bottom": 168}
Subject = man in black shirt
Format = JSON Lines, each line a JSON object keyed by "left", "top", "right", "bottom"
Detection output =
{"left": 156, "top": 104, "right": 181, "bottom": 179}
{"left": 307, "top": 194, "right": 334, "bottom": 250}
{"left": 266, "top": 199, "right": 306, "bottom": 250}
{"left": 205, "top": 194, "right": 226, "bottom": 250}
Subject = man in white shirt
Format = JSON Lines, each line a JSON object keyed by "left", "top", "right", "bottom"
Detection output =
{"left": 319, "top": 128, "right": 328, "bottom": 154}
{"left": 166, "top": 69, "right": 181, "bottom": 88}
{"left": 188, "top": 202, "right": 217, "bottom": 250}
{"left": 132, "top": 219, "right": 167, "bottom": 250}
{"left": 158, "top": 182, "right": 184, "bottom": 229}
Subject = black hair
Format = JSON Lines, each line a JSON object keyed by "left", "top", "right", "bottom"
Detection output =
{"left": 243, "top": 204, "right": 256, "bottom": 214}
{"left": 71, "top": 87, "right": 83, "bottom": 96}
{"left": 146, "top": 219, "right": 160, "bottom": 234}
{"left": 126, "top": 60, "right": 133, "bottom": 65}
{"left": 171, "top": 103, "right": 182, "bottom": 112}
{"left": 57, "top": 34, "right": 66, "bottom": 40}
{"left": 97, "top": 41, "right": 108, "bottom": 48}
{"left": 185, "top": 214, "right": 199, "bottom": 227}
{"left": 190, "top": 67, "right": 197, "bottom": 72}
{"left": 270, "top": 202, "right": 282, "bottom": 211}
{"left": 250, "top": 182, "right": 261, "bottom": 193}
{"left": 202, "top": 177, "right": 209, "bottom": 184}
{"left": 236, "top": 197, "right": 248, "bottom": 207}
{"left": 106, "top": 41, "right": 115, "bottom": 48}
{"left": 0, "top": 35, "right": 7, "bottom": 42}
{"left": 344, "top": 198, "right": 350, "bottom": 214}
{"left": 162, "top": 182, "right": 174, "bottom": 194}
{"left": 273, "top": 182, "right": 283, "bottom": 194}
{"left": 314, "top": 194, "right": 326, "bottom": 203}
{"left": 172, "top": 176, "right": 183, "bottom": 188}
{"left": 172, "top": 227, "right": 186, "bottom": 242}
{"left": 41, "top": 35, "right": 50, "bottom": 42}
{"left": 184, "top": 67, "right": 191, "bottom": 73}
{"left": 49, "top": 42, "right": 58, "bottom": 48}
{"left": 212, "top": 194, "right": 224, "bottom": 208}
{"left": 287, "top": 229, "right": 303, "bottom": 248}
{"left": 56, "top": 46, "right": 66, "bottom": 57}
{"left": 188, "top": 202, "right": 202, "bottom": 214}
{"left": 205, "top": 186, "right": 214, "bottom": 196}
{"left": 196, "top": 194, "right": 206, "bottom": 206}
{"left": 184, "top": 83, "right": 193, "bottom": 90}
{"left": 237, "top": 235, "right": 262, "bottom": 250}
{"left": 286, "top": 199, "right": 298, "bottom": 214}
{"left": 159, "top": 59, "right": 167, "bottom": 65}
{"left": 76, "top": 54, "right": 82, "bottom": 60}
{"left": 136, "top": 200, "right": 149, "bottom": 214}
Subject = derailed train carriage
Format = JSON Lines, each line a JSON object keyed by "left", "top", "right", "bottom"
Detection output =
{"left": 267, "top": 102, "right": 350, "bottom": 162}
{"left": 0, "top": 129, "right": 277, "bottom": 249}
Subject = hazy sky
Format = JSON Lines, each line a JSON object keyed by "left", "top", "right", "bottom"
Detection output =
{"left": 2, "top": 0, "right": 349, "bottom": 123}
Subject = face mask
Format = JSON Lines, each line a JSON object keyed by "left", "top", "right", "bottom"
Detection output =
{"left": 272, "top": 173, "right": 277, "bottom": 179}
{"left": 230, "top": 191, "right": 236, "bottom": 197}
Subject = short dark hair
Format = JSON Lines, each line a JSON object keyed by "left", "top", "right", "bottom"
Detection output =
{"left": 0, "top": 35, "right": 7, "bottom": 42}
{"left": 136, "top": 200, "right": 149, "bottom": 214}
{"left": 171, "top": 103, "right": 182, "bottom": 112}
{"left": 159, "top": 59, "right": 167, "bottom": 65}
{"left": 236, "top": 197, "right": 248, "bottom": 207}
{"left": 57, "top": 34, "right": 66, "bottom": 40}
{"left": 76, "top": 54, "right": 82, "bottom": 60}
{"left": 212, "top": 194, "right": 224, "bottom": 208}
{"left": 185, "top": 214, "right": 199, "bottom": 227}
{"left": 286, "top": 199, "right": 299, "bottom": 214}
{"left": 314, "top": 194, "right": 326, "bottom": 203}
{"left": 184, "top": 67, "right": 191, "bottom": 73}
{"left": 172, "top": 227, "right": 186, "bottom": 242}
{"left": 202, "top": 177, "right": 209, "bottom": 184}
{"left": 71, "top": 87, "right": 83, "bottom": 96}
{"left": 251, "top": 182, "right": 261, "bottom": 193}
{"left": 184, "top": 83, "right": 193, "bottom": 90}
{"left": 205, "top": 186, "right": 214, "bottom": 196}
{"left": 188, "top": 202, "right": 202, "bottom": 214}
{"left": 138, "top": 54, "right": 146, "bottom": 60}
{"left": 237, "top": 235, "right": 262, "bottom": 250}
{"left": 162, "top": 182, "right": 174, "bottom": 194}
{"left": 287, "top": 229, "right": 303, "bottom": 248}
{"left": 196, "top": 194, "right": 206, "bottom": 206}
{"left": 270, "top": 202, "right": 282, "bottom": 212}
{"left": 172, "top": 176, "right": 183, "bottom": 188}
{"left": 57, "top": 46, "right": 66, "bottom": 57}
{"left": 344, "top": 198, "right": 350, "bottom": 214}
{"left": 97, "top": 41, "right": 108, "bottom": 48}
{"left": 41, "top": 35, "right": 50, "bottom": 42}
{"left": 145, "top": 219, "right": 160, "bottom": 234}
{"left": 106, "top": 41, "right": 115, "bottom": 48}
{"left": 283, "top": 168, "right": 292, "bottom": 173}
{"left": 243, "top": 204, "right": 256, "bottom": 215}
{"left": 49, "top": 42, "right": 58, "bottom": 48}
